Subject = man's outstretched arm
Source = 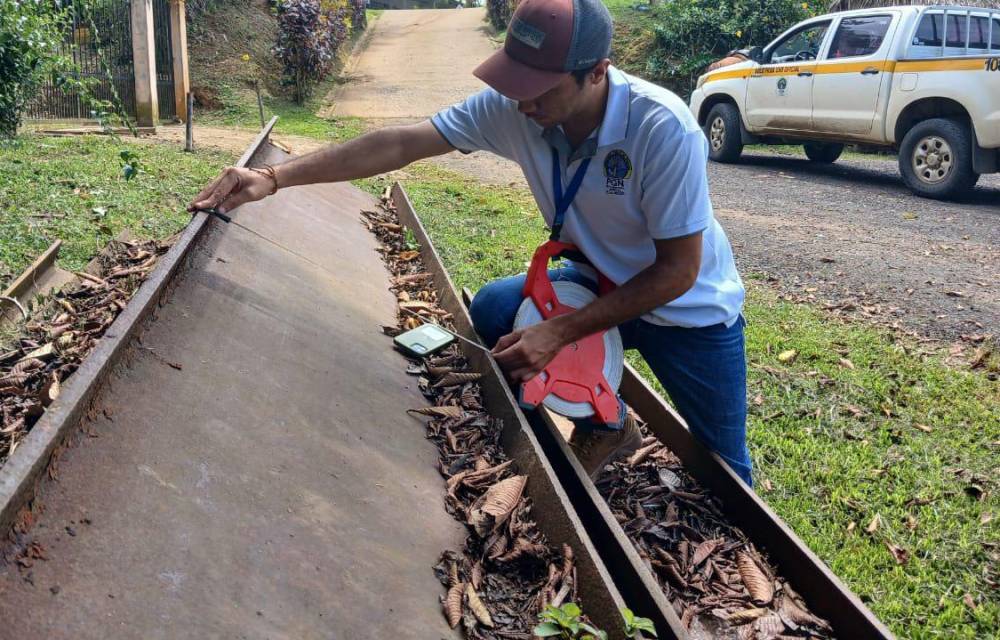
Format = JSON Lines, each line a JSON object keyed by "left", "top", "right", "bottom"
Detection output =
{"left": 188, "top": 121, "right": 453, "bottom": 214}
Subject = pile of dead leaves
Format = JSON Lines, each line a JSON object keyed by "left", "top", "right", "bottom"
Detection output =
{"left": 0, "top": 238, "right": 170, "bottom": 467}
{"left": 363, "top": 193, "right": 582, "bottom": 639}
{"left": 600, "top": 426, "right": 834, "bottom": 639}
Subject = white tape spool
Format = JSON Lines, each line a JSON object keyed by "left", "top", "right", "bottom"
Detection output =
{"left": 512, "top": 281, "right": 624, "bottom": 418}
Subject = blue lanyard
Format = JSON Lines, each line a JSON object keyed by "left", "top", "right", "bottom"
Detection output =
{"left": 550, "top": 147, "right": 591, "bottom": 241}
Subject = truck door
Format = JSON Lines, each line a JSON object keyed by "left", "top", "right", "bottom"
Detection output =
{"left": 746, "top": 20, "right": 832, "bottom": 131}
{"left": 811, "top": 14, "right": 896, "bottom": 135}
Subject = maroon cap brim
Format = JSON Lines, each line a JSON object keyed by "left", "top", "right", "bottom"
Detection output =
{"left": 473, "top": 48, "right": 568, "bottom": 102}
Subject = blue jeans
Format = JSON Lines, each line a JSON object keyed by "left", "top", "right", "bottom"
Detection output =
{"left": 469, "top": 266, "right": 753, "bottom": 486}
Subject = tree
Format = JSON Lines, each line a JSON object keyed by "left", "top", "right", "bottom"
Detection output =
{"left": 0, "top": 0, "right": 66, "bottom": 139}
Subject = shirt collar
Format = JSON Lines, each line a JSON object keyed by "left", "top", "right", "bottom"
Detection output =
{"left": 540, "top": 65, "right": 631, "bottom": 162}
{"left": 598, "top": 66, "right": 630, "bottom": 148}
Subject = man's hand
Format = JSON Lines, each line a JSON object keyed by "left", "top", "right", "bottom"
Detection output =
{"left": 187, "top": 167, "right": 275, "bottom": 215}
{"left": 492, "top": 319, "right": 569, "bottom": 383}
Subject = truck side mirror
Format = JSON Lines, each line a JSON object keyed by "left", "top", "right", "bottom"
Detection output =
{"left": 748, "top": 46, "right": 764, "bottom": 63}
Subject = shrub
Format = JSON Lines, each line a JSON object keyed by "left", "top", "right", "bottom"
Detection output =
{"left": 272, "top": 0, "right": 349, "bottom": 103}
{"left": 0, "top": 0, "right": 67, "bottom": 138}
{"left": 644, "top": 0, "right": 812, "bottom": 98}
{"left": 487, "top": 0, "right": 514, "bottom": 32}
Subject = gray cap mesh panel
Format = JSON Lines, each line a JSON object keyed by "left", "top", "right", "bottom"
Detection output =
{"left": 566, "top": 0, "right": 612, "bottom": 70}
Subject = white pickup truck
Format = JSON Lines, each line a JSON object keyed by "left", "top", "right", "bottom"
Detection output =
{"left": 689, "top": 4, "right": 1000, "bottom": 199}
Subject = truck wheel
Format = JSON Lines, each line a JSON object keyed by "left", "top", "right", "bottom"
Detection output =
{"left": 803, "top": 142, "right": 844, "bottom": 163}
{"left": 704, "top": 103, "right": 743, "bottom": 163}
{"left": 899, "top": 118, "right": 980, "bottom": 200}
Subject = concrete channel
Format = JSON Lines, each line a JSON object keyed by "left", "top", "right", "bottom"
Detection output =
{"left": 0, "top": 123, "right": 627, "bottom": 637}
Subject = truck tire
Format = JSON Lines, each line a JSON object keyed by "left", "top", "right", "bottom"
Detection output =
{"left": 704, "top": 103, "right": 743, "bottom": 163}
{"left": 899, "top": 118, "right": 980, "bottom": 200}
{"left": 803, "top": 142, "right": 844, "bottom": 164}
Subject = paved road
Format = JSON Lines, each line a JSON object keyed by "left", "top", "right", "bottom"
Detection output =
{"left": 329, "top": 8, "right": 494, "bottom": 118}
{"left": 711, "top": 150, "right": 999, "bottom": 341}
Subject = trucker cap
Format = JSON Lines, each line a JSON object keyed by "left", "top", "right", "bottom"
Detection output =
{"left": 474, "top": 0, "right": 613, "bottom": 101}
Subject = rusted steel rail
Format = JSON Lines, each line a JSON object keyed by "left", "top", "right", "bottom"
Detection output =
{"left": 391, "top": 181, "right": 895, "bottom": 640}
{"left": 391, "top": 182, "right": 631, "bottom": 637}
{"left": 0, "top": 117, "right": 278, "bottom": 538}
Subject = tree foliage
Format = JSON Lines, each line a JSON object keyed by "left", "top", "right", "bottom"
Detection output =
{"left": 273, "top": 0, "right": 350, "bottom": 103}
{"left": 644, "top": 0, "right": 813, "bottom": 97}
{"left": 487, "top": 0, "right": 514, "bottom": 32}
{"left": 0, "top": 0, "right": 67, "bottom": 139}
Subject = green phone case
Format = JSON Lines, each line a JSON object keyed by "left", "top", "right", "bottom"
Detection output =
{"left": 393, "top": 323, "right": 455, "bottom": 357}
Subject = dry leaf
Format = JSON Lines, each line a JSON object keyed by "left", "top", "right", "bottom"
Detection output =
{"left": 885, "top": 541, "right": 909, "bottom": 565}
{"left": 866, "top": 514, "right": 881, "bottom": 533}
{"left": 755, "top": 613, "right": 784, "bottom": 637}
{"left": 629, "top": 443, "right": 657, "bottom": 466}
{"left": 846, "top": 521, "right": 856, "bottom": 533}
{"left": 433, "top": 372, "right": 482, "bottom": 388}
{"left": 726, "top": 607, "right": 767, "bottom": 624}
{"left": 444, "top": 582, "right": 464, "bottom": 628}
{"left": 397, "top": 250, "right": 420, "bottom": 262}
{"left": 691, "top": 539, "right": 720, "bottom": 568}
{"left": 465, "top": 584, "right": 494, "bottom": 627}
{"left": 480, "top": 476, "right": 527, "bottom": 517}
{"left": 425, "top": 365, "right": 455, "bottom": 378}
{"left": 963, "top": 593, "right": 977, "bottom": 610}
{"left": 981, "top": 512, "right": 993, "bottom": 525}
{"left": 407, "top": 405, "right": 464, "bottom": 419}
{"left": 913, "top": 423, "right": 932, "bottom": 433}
{"left": 737, "top": 552, "right": 773, "bottom": 605}
{"left": 838, "top": 357, "right": 855, "bottom": 370}
{"left": 777, "top": 349, "right": 797, "bottom": 363}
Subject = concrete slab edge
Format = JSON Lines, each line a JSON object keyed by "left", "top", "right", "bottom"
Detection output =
{"left": 0, "top": 121, "right": 278, "bottom": 541}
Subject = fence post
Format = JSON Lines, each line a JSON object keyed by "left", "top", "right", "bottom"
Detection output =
{"left": 185, "top": 92, "right": 194, "bottom": 152}
{"left": 169, "top": 0, "right": 191, "bottom": 122}
{"left": 130, "top": 0, "right": 159, "bottom": 128}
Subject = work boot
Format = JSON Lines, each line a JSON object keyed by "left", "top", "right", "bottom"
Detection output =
{"left": 569, "top": 413, "right": 642, "bottom": 481}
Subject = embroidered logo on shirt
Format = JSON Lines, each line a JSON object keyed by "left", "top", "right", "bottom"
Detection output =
{"left": 603, "top": 149, "right": 632, "bottom": 195}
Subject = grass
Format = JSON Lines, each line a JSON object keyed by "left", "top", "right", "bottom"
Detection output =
{"left": 357, "top": 163, "right": 999, "bottom": 640}
{"left": 195, "top": 81, "right": 368, "bottom": 142}
{"left": 187, "top": 0, "right": 371, "bottom": 143}
{"left": 0, "top": 135, "right": 233, "bottom": 279}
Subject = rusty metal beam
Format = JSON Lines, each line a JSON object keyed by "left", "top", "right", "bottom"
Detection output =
{"left": 618, "top": 368, "right": 895, "bottom": 639}
{"left": 422, "top": 191, "right": 894, "bottom": 639}
{"left": 392, "top": 182, "right": 631, "bottom": 639}
{"left": 0, "top": 117, "right": 277, "bottom": 538}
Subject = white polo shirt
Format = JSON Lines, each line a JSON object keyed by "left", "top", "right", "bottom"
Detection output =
{"left": 430, "top": 66, "right": 744, "bottom": 328}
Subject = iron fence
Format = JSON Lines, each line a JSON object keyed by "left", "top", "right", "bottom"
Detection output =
{"left": 27, "top": 0, "right": 178, "bottom": 122}
{"left": 153, "top": 0, "right": 176, "bottom": 120}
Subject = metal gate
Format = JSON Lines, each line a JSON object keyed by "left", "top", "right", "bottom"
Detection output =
{"left": 153, "top": 0, "right": 176, "bottom": 120}
{"left": 27, "top": 0, "right": 138, "bottom": 121}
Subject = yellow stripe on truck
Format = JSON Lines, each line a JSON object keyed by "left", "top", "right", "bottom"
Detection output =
{"left": 702, "top": 57, "right": 994, "bottom": 85}
{"left": 894, "top": 58, "right": 990, "bottom": 72}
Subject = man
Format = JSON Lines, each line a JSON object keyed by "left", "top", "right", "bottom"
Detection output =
{"left": 189, "top": 0, "right": 751, "bottom": 485}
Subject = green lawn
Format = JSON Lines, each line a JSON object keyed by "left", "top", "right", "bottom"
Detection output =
{"left": 358, "top": 163, "right": 999, "bottom": 640}
{"left": 0, "top": 135, "right": 233, "bottom": 279}
{"left": 194, "top": 80, "right": 368, "bottom": 142}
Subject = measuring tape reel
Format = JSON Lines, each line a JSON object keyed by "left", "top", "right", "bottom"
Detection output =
{"left": 512, "top": 240, "right": 623, "bottom": 427}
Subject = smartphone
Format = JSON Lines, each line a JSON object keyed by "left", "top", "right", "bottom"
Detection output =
{"left": 393, "top": 323, "right": 455, "bottom": 357}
